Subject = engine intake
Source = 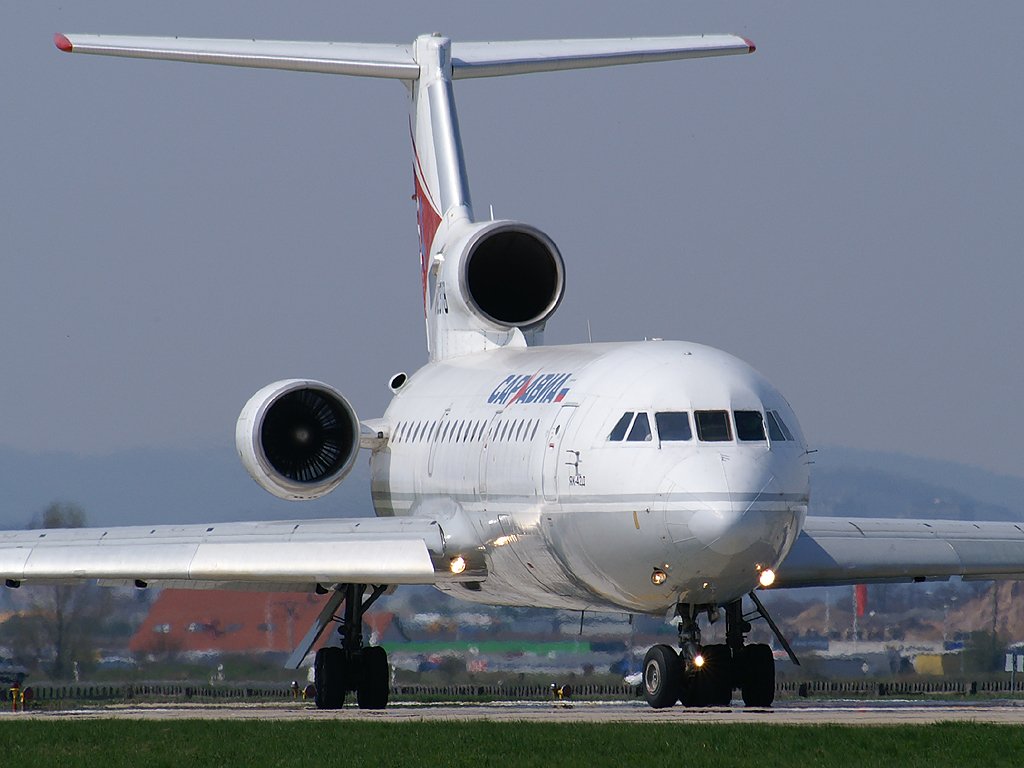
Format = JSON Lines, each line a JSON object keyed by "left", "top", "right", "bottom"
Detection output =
{"left": 236, "top": 379, "right": 360, "bottom": 500}
{"left": 460, "top": 222, "right": 564, "bottom": 329}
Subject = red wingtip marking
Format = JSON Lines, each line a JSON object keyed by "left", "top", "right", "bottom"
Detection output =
{"left": 54, "top": 33, "right": 73, "bottom": 52}
{"left": 742, "top": 37, "right": 756, "bottom": 54}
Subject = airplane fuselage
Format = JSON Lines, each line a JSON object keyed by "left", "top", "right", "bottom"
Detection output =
{"left": 371, "top": 339, "right": 810, "bottom": 614}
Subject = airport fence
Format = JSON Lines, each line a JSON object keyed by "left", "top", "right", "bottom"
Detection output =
{"left": 778, "top": 679, "right": 1024, "bottom": 697}
{"left": 19, "top": 682, "right": 295, "bottom": 703}
{"left": 12, "top": 678, "right": 1024, "bottom": 706}
{"left": 14, "top": 681, "right": 639, "bottom": 705}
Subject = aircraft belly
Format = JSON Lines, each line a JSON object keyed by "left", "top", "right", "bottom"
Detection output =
{"left": 546, "top": 504, "right": 679, "bottom": 613}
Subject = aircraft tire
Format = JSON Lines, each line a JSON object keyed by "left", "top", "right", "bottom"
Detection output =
{"left": 701, "top": 644, "right": 734, "bottom": 706}
{"left": 739, "top": 643, "right": 775, "bottom": 707}
{"left": 642, "top": 644, "right": 681, "bottom": 709}
{"left": 679, "top": 644, "right": 730, "bottom": 707}
{"left": 356, "top": 646, "right": 390, "bottom": 710}
{"left": 314, "top": 647, "right": 348, "bottom": 710}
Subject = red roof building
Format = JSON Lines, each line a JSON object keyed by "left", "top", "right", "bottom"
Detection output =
{"left": 129, "top": 590, "right": 395, "bottom": 657}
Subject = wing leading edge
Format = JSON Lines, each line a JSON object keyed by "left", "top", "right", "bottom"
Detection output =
{"left": 0, "top": 517, "right": 471, "bottom": 592}
{"left": 775, "top": 516, "right": 1024, "bottom": 589}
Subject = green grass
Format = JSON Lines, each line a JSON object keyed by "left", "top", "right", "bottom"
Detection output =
{"left": 1, "top": 722, "right": 1022, "bottom": 768}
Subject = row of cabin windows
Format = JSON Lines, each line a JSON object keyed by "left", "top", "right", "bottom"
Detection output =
{"left": 392, "top": 417, "right": 542, "bottom": 446}
{"left": 608, "top": 409, "right": 795, "bottom": 444}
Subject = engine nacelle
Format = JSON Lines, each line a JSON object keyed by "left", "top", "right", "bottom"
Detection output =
{"left": 449, "top": 220, "right": 565, "bottom": 330}
{"left": 236, "top": 379, "right": 360, "bottom": 500}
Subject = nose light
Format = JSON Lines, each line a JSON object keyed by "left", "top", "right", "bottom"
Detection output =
{"left": 449, "top": 556, "right": 467, "bottom": 575}
{"left": 759, "top": 568, "right": 776, "bottom": 588}
{"left": 651, "top": 568, "right": 668, "bottom": 586}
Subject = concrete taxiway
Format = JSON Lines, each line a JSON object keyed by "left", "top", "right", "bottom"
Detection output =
{"left": 5, "top": 700, "right": 1024, "bottom": 724}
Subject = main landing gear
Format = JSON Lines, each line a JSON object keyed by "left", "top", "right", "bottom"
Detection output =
{"left": 642, "top": 593, "right": 798, "bottom": 709}
{"left": 309, "top": 583, "right": 391, "bottom": 710}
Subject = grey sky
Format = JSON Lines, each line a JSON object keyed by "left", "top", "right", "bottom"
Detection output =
{"left": 5, "top": 3, "right": 1023, "bottom": 485}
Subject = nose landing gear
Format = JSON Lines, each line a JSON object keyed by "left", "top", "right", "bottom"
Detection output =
{"left": 641, "top": 594, "right": 796, "bottom": 709}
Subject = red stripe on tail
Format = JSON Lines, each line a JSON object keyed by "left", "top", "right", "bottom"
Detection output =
{"left": 413, "top": 153, "right": 442, "bottom": 316}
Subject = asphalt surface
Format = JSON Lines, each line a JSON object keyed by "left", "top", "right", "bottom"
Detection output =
{"left": 5, "top": 700, "right": 1024, "bottom": 724}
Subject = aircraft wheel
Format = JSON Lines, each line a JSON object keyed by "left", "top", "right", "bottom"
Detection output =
{"left": 680, "top": 644, "right": 729, "bottom": 707}
{"left": 314, "top": 647, "right": 347, "bottom": 710}
{"left": 357, "top": 646, "right": 390, "bottom": 710}
{"left": 739, "top": 643, "right": 775, "bottom": 707}
{"left": 642, "top": 644, "right": 681, "bottom": 709}
{"left": 700, "top": 647, "right": 733, "bottom": 708}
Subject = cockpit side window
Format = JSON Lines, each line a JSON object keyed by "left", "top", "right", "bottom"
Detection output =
{"left": 655, "top": 412, "right": 692, "bottom": 441}
{"left": 766, "top": 410, "right": 794, "bottom": 441}
{"left": 608, "top": 412, "right": 633, "bottom": 441}
{"left": 695, "top": 410, "right": 732, "bottom": 442}
{"left": 735, "top": 410, "right": 767, "bottom": 442}
{"left": 627, "top": 412, "right": 652, "bottom": 442}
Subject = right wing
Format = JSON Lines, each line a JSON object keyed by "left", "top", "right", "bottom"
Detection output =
{"left": 0, "top": 516, "right": 478, "bottom": 592}
{"left": 775, "top": 516, "right": 1024, "bottom": 589}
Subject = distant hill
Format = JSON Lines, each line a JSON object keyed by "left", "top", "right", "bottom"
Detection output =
{"left": 814, "top": 445, "right": 1024, "bottom": 513}
{"left": 810, "top": 465, "right": 1022, "bottom": 522}
{"left": 0, "top": 442, "right": 1020, "bottom": 529}
{"left": 0, "top": 443, "right": 373, "bottom": 529}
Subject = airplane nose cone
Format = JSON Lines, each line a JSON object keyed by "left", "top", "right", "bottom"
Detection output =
{"left": 665, "top": 450, "right": 803, "bottom": 585}
{"left": 688, "top": 454, "right": 778, "bottom": 555}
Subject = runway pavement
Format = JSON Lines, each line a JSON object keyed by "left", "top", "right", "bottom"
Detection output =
{"left": 5, "top": 699, "right": 1024, "bottom": 724}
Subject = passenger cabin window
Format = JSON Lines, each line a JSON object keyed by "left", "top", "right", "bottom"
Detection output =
{"left": 695, "top": 410, "right": 732, "bottom": 442}
{"left": 608, "top": 412, "right": 633, "bottom": 441}
{"left": 627, "top": 412, "right": 652, "bottom": 442}
{"left": 735, "top": 411, "right": 767, "bottom": 442}
{"left": 655, "top": 412, "right": 692, "bottom": 441}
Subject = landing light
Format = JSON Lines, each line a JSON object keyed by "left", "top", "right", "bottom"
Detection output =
{"left": 449, "top": 556, "right": 467, "bottom": 575}
{"left": 693, "top": 654, "right": 705, "bottom": 669}
{"left": 651, "top": 569, "right": 667, "bottom": 585}
{"left": 759, "top": 568, "right": 776, "bottom": 588}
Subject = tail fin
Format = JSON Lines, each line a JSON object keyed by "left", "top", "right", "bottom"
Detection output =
{"left": 56, "top": 32, "right": 754, "bottom": 355}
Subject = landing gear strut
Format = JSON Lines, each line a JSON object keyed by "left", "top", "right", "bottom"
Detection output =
{"left": 311, "top": 583, "right": 391, "bottom": 710}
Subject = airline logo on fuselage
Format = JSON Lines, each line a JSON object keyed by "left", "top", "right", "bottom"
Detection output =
{"left": 488, "top": 373, "right": 572, "bottom": 405}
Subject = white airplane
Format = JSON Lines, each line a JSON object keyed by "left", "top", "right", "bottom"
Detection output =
{"left": 2, "top": 31, "right": 1024, "bottom": 711}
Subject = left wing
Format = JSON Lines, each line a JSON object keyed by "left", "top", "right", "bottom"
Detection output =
{"left": 775, "top": 516, "right": 1024, "bottom": 589}
{"left": 0, "top": 517, "right": 477, "bottom": 591}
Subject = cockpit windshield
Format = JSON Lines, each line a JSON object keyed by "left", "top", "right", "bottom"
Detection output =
{"left": 627, "top": 412, "right": 652, "bottom": 441}
{"left": 734, "top": 410, "right": 767, "bottom": 441}
{"left": 608, "top": 408, "right": 794, "bottom": 445}
{"left": 655, "top": 412, "right": 692, "bottom": 441}
{"left": 694, "top": 410, "right": 732, "bottom": 441}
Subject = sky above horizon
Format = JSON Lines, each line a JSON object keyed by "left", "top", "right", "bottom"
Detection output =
{"left": 4, "top": 3, "right": 1023, "bottom": 485}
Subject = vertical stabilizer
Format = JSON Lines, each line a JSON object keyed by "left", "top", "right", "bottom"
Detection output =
{"left": 409, "top": 35, "right": 476, "bottom": 354}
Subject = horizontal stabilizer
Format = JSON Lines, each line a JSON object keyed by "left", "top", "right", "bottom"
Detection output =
{"left": 54, "top": 33, "right": 753, "bottom": 81}
{"left": 54, "top": 34, "right": 419, "bottom": 79}
{"left": 451, "top": 35, "right": 754, "bottom": 79}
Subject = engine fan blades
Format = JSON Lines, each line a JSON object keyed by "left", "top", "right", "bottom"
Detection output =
{"left": 261, "top": 388, "right": 352, "bottom": 483}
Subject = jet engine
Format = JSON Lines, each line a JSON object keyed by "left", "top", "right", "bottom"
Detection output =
{"left": 449, "top": 220, "right": 565, "bottom": 330}
{"left": 236, "top": 379, "right": 360, "bottom": 500}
